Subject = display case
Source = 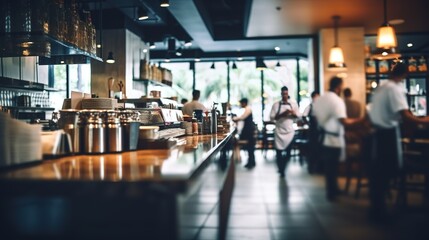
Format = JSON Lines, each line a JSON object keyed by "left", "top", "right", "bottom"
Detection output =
{"left": 365, "top": 55, "right": 429, "bottom": 116}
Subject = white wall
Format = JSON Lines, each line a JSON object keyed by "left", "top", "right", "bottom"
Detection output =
{"left": 91, "top": 29, "right": 147, "bottom": 98}
{"left": 319, "top": 27, "right": 366, "bottom": 116}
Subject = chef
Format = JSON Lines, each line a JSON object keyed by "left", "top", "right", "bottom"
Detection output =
{"left": 269, "top": 86, "right": 300, "bottom": 178}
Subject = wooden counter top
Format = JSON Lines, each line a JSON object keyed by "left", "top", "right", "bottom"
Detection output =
{"left": 0, "top": 132, "right": 234, "bottom": 192}
{"left": 0, "top": 132, "right": 236, "bottom": 239}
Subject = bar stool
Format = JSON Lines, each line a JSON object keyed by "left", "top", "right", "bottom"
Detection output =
{"left": 395, "top": 137, "right": 429, "bottom": 207}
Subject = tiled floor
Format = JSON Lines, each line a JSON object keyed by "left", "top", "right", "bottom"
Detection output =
{"left": 184, "top": 150, "right": 429, "bottom": 240}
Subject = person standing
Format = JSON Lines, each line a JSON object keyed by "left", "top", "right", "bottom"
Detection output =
{"left": 270, "top": 86, "right": 300, "bottom": 178}
{"left": 312, "top": 77, "right": 359, "bottom": 201}
{"left": 303, "top": 91, "right": 321, "bottom": 173}
{"left": 343, "top": 88, "right": 361, "bottom": 118}
{"left": 182, "top": 90, "right": 207, "bottom": 116}
{"left": 302, "top": 91, "right": 320, "bottom": 119}
{"left": 367, "top": 62, "right": 429, "bottom": 221}
{"left": 233, "top": 98, "right": 256, "bottom": 169}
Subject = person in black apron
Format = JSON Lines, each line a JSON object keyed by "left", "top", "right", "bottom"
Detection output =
{"left": 233, "top": 98, "right": 256, "bottom": 168}
{"left": 367, "top": 62, "right": 429, "bottom": 221}
{"left": 312, "top": 77, "right": 361, "bottom": 201}
{"left": 303, "top": 91, "right": 320, "bottom": 173}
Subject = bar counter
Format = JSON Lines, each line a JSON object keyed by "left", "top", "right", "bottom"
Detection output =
{"left": 0, "top": 132, "right": 235, "bottom": 240}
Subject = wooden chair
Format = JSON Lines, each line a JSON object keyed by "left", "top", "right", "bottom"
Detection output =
{"left": 395, "top": 125, "right": 429, "bottom": 207}
{"left": 262, "top": 121, "right": 276, "bottom": 159}
{"left": 343, "top": 126, "right": 371, "bottom": 199}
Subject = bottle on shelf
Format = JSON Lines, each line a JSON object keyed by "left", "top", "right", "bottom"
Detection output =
{"left": 418, "top": 56, "right": 427, "bottom": 72}
{"left": 408, "top": 57, "right": 417, "bottom": 72}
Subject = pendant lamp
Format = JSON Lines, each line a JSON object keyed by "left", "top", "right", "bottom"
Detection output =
{"left": 137, "top": 7, "right": 149, "bottom": 21}
{"left": 106, "top": 51, "right": 115, "bottom": 64}
{"left": 372, "top": 0, "right": 401, "bottom": 60}
{"left": 160, "top": 0, "right": 170, "bottom": 8}
{"left": 256, "top": 58, "right": 267, "bottom": 70}
{"left": 328, "top": 16, "right": 347, "bottom": 71}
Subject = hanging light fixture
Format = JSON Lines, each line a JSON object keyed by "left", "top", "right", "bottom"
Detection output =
{"left": 194, "top": 51, "right": 201, "bottom": 62}
{"left": 328, "top": 16, "right": 347, "bottom": 71}
{"left": 189, "top": 61, "right": 195, "bottom": 70}
{"left": 149, "top": 42, "right": 156, "bottom": 49}
{"left": 137, "top": 7, "right": 149, "bottom": 21}
{"left": 256, "top": 58, "right": 267, "bottom": 70}
{"left": 184, "top": 40, "right": 192, "bottom": 47}
{"left": 276, "top": 61, "right": 281, "bottom": 67}
{"left": 232, "top": 62, "right": 238, "bottom": 69}
{"left": 164, "top": 53, "right": 171, "bottom": 62}
{"left": 175, "top": 47, "right": 183, "bottom": 56}
{"left": 106, "top": 51, "right": 115, "bottom": 64}
{"left": 372, "top": 0, "right": 400, "bottom": 60}
{"left": 167, "top": 38, "right": 176, "bottom": 53}
{"left": 160, "top": 0, "right": 170, "bottom": 8}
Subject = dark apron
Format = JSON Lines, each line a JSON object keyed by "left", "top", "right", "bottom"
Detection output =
{"left": 366, "top": 125, "right": 402, "bottom": 176}
{"left": 240, "top": 113, "right": 255, "bottom": 144}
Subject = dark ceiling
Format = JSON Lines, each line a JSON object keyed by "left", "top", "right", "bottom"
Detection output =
{"left": 88, "top": 0, "right": 429, "bottom": 61}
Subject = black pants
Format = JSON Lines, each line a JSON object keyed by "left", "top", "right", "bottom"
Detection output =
{"left": 276, "top": 143, "right": 293, "bottom": 175}
{"left": 367, "top": 128, "right": 399, "bottom": 217}
{"left": 321, "top": 146, "right": 341, "bottom": 199}
{"left": 244, "top": 139, "right": 256, "bottom": 166}
{"left": 307, "top": 130, "right": 322, "bottom": 173}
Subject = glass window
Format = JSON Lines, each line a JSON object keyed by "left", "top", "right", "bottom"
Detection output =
{"left": 161, "top": 62, "right": 193, "bottom": 102}
{"left": 163, "top": 58, "right": 310, "bottom": 128}
{"left": 229, "top": 61, "right": 263, "bottom": 127}
{"left": 263, "top": 59, "right": 310, "bottom": 122}
{"left": 48, "top": 64, "right": 91, "bottom": 110}
{"left": 195, "top": 61, "right": 228, "bottom": 108}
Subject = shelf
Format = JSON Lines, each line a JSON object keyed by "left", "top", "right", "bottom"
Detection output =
{"left": 0, "top": 77, "right": 44, "bottom": 91}
{"left": 407, "top": 94, "right": 426, "bottom": 97}
{"left": 133, "top": 79, "right": 173, "bottom": 87}
{"left": 3, "top": 106, "right": 55, "bottom": 111}
{"left": 43, "top": 87, "right": 63, "bottom": 92}
{"left": 0, "top": 31, "right": 102, "bottom": 62}
{"left": 365, "top": 75, "right": 378, "bottom": 79}
{"left": 407, "top": 72, "right": 428, "bottom": 78}
{"left": 0, "top": 77, "right": 59, "bottom": 92}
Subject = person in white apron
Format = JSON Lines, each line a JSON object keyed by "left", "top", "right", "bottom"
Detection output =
{"left": 367, "top": 62, "right": 429, "bottom": 221}
{"left": 269, "top": 86, "right": 300, "bottom": 178}
{"left": 312, "top": 77, "right": 360, "bottom": 201}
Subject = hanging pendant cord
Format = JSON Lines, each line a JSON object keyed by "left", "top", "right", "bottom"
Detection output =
{"left": 383, "top": 0, "right": 387, "bottom": 24}
{"left": 333, "top": 16, "right": 340, "bottom": 47}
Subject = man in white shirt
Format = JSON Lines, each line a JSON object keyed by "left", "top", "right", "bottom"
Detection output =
{"left": 233, "top": 98, "right": 256, "bottom": 168}
{"left": 367, "top": 62, "right": 429, "bottom": 221}
{"left": 182, "top": 90, "right": 207, "bottom": 116}
{"left": 312, "top": 77, "right": 359, "bottom": 201}
{"left": 270, "top": 86, "right": 300, "bottom": 178}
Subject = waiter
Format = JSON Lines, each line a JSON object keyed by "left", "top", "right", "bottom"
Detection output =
{"left": 233, "top": 98, "right": 256, "bottom": 168}
{"left": 367, "top": 62, "right": 429, "bottom": 221}
{"left": 312, "top": 77, "right": 359, "bottom": 201}
{"left": 270, "top": 86, "right": 300, "bottom": 178}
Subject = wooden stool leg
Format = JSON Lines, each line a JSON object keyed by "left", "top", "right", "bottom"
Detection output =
{"left": 344, "top": 159, "right": 352, "bottom": 194}
{"left": 234, "top": 144, "right": 241, "bottom": 163}
{"left": 355, "top": 172, "right": 362, "bottom": 199}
